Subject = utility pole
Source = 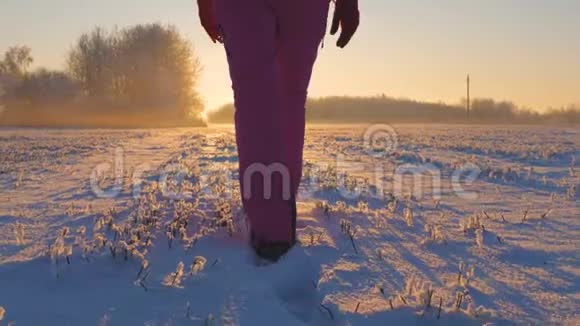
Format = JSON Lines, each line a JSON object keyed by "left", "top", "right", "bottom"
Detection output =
{"left": 466, "top": 74, "right": 471, "bottom": 118}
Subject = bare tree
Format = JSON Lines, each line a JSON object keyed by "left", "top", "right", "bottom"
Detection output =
{"left": 118, "top": 24, "right": 202, "bottom": 119}
{"left": 66, "top": 24, "right": 203, "bottom": 121}
{"left": 67, "top": 27, "right": 117, "bottom": 98}
{"left": 0, "top": 46, "right": 34, "bottom": 77}
{"left": 0, "top": 46, "right": 35, "bottom": 113}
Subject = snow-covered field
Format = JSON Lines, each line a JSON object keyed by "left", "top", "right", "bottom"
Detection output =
{"left": 0, "top": 124, "right": 578, "bottom": 325}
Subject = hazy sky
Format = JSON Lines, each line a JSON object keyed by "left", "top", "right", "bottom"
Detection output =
{"left": 1, "top": 0, "right": 579, "bottom": 111}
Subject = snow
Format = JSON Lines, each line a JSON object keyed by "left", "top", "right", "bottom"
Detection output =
{"left": 0, "top": 124, "right": 578, "bottom": 325}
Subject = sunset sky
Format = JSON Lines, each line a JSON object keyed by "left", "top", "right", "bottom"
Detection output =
{"left": 1, "top": 0, "right": 579, "bottom": 111}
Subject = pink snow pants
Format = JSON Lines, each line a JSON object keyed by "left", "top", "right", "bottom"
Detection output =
{"left": 215, "top": 0, "right": 330, "bottom": 244}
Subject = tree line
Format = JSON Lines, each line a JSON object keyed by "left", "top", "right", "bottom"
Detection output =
{"left": 0, "top": 24, "right": 204, "bottom": 128}
{"left": 207, "top": 95, "right": 579, "bottom": 125}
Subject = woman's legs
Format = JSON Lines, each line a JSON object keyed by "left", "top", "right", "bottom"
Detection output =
{"left": 216, "top": 0, "right": 291, "bottom": 245}
{"left": 216, "top": 0, "right": 328, "bottom": 246}
{"left": 275, "top": 0, "right": 330, "bottom": 196}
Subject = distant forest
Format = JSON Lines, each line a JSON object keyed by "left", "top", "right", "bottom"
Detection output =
{"left": 207, "top": 96, "right": 579, "bottom": 125}
{"left": 0, "top": 24, "right": 205, "bottom": 128}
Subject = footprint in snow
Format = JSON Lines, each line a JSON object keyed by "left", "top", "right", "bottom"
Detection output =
{"left": 256, "top": 245, "right": 325, "bottom": 323}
